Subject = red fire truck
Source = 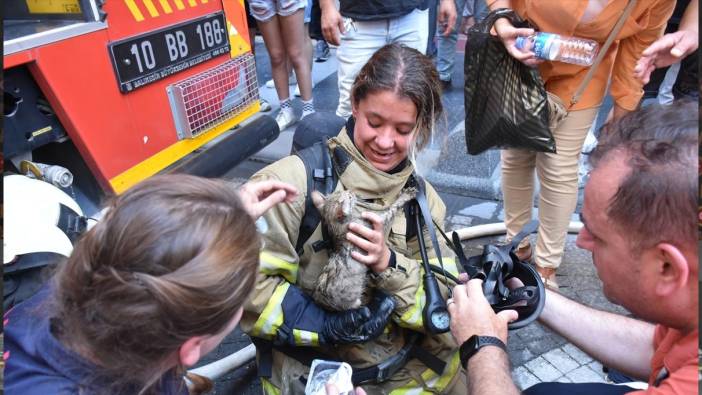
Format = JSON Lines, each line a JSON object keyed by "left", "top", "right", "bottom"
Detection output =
{"left": 4, "top": 0, "right": 277, "bottom": 214}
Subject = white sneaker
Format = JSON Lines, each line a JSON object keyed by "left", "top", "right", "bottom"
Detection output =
{"left": 265, "top": 74, "right": 297, "bottom": 88}
{"left": 259, "top": 98, "right": 272, "bottom": 112}
{"left": 294, "top": 79, "right": 316, "bottom": 97}
{"left": 275, "top": 108, "right": 298, "bottom": 131}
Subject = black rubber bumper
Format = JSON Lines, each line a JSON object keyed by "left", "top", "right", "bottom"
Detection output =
{"left": 169, "top": 113, "right": 279, "bottom": 178}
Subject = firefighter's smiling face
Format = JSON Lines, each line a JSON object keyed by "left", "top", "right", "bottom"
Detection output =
{"left": 352, "top": 90, "right": 417, "bottom": 172}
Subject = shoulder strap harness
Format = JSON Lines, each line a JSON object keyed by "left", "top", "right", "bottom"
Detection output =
{"left": 293, "top": 139, "right": 354, "bottom": 255}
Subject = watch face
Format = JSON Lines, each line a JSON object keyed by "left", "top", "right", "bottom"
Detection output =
{"left": 430, "top": 310, "right": 450, "bottom": 330}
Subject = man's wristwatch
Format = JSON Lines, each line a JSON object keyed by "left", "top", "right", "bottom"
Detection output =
{"left": 459, "top": 335, "right": 507, "bottom": 368}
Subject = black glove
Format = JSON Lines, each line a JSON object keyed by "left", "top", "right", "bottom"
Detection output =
{"left": 274, "top": 285, "right": 395, "bottom": 346}
{"left": 321, "top": 291, "right": 395, "bottom": 344}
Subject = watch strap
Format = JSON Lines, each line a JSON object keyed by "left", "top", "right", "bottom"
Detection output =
{"left": 459, "top": 335, "right": 507, "bottom": 368}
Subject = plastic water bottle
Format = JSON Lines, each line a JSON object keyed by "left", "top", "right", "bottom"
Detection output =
{"left": 515, "top": 33, "right": 599, "bottom": 66}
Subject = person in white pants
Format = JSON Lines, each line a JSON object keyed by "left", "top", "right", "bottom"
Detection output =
{"left": 320, "top": 0, "right": 456, "bottom": 119}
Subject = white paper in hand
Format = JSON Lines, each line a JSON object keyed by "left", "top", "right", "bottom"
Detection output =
{"left": 304, "top": 359, "right": 354, "bottom": 395}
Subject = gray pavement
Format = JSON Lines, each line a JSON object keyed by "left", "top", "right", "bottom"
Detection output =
{"left": 193, "top": 36, "right": 635, "bottom": 393}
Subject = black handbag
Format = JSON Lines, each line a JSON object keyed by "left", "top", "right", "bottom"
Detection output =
{"left": 463, "top": 8, "right": 555, "bottom": 155}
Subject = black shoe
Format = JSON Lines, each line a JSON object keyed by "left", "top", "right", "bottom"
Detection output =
{"left": 314, "top": 40, "right": 331, "bottom": 63}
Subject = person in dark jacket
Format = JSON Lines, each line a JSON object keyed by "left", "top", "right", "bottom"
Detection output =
{"left": 4, "top": 175, "right": 297, "bottom": 395}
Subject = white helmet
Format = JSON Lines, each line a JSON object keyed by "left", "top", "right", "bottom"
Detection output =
{"left": 3, "top": 174, "right": 85, "bottom": 264}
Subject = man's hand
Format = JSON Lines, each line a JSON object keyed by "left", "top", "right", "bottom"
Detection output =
{"left": 634, "top": 30, "right": 699, "bottom": 84}
{"left": 493, "top": 18, "right": 542, "bottom": 67}
{"left": 320, "top": 0, "right": 345, "bottom": 46}
{"left": 238, "top": 180, "right": 298, "bottom": 220}
{"left": 448, "top": 279, "right": 517, "bottom": 345}
{"left": 438, "top": 0, "right": 458, "bottom": 37}
{"left": 347, "top": 212, "right": 392, "bottom": 274}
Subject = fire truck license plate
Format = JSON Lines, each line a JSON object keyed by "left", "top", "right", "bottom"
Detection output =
{"left": 109, "top": 12, "right": 230, "bottom": 93}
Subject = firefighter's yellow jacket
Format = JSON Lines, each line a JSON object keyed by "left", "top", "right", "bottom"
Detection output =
{"left": 241, "top": 127, "right": 464, "bottom": 394}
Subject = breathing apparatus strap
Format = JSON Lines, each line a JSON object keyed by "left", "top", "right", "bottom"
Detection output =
{"left": 295, "top": 140, "right": 360, "bottom": 255}
{"left": 443, "top": 220, "right": 543, "bottom": 328}
{"left": 507, "top": 220, "right": 539, "bottom": 250}
{"left": 414, "top": 177, "right": 452, "bottom": 296}
{"left": 252, "top": 332, "right": 446, "bottom": 385}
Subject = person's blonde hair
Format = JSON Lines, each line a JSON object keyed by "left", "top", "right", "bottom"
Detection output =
{"left": 52, "top": 174, "right": 260, "bottom": 394}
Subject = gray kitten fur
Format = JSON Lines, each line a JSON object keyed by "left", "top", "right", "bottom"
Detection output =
{"left": 310, "top": 187, "right": 417, "bottom": 311}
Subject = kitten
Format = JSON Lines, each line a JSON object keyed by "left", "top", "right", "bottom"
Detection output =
{"left": 310, "top": 187, "right": 417, "bottom": 311}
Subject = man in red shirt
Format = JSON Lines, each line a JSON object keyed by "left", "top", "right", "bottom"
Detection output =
{"left": 448, "top": 100, "right": 699, "bottom": 395}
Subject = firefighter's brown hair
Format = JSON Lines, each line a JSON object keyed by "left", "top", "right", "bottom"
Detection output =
{"left": 52, "top": 174, "right": 260, "bottom": 394}
{"left": 350, "top": 43, "right": 443, "bottom": 152}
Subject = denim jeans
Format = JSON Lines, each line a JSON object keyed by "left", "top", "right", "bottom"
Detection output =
{"left": 436, "top": 0, "right": 488, "bottom": 82}
{"left": 335, "top": 8, "right": 428, "bottom": 118}
{"left": 304, "top": 0, "right": 311, "bottom": 23}
{"left": 426, "top": 0, "right": 437, "bottom": 56}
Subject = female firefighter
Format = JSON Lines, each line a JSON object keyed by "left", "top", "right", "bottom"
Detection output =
{"left": 242, "top": 43, "right": 465, "bottom": 394}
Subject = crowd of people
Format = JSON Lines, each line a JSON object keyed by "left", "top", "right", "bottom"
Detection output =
{"left": 3, "top": 0, "right": 698, "bottom": 394}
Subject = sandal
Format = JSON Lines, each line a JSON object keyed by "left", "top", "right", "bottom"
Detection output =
{"left": 536, "top": 266, "right": 559, "bottom": 290}
{"left": 515, "top": 243, "right": 534, "bottom": 264}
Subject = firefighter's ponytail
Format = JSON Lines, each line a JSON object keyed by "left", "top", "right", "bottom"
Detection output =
{"left": 51, "top": 174, "right": 260, "bottom": 394}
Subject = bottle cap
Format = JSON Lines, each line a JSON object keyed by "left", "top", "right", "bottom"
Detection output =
{"left": 515, "top": 36, "right": 526, "bottom": 50}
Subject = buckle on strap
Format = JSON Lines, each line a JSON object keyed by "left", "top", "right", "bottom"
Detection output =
{"left": 58, "top": 203, "right": 87, "bottom": 242}
{"left": 311, "top": 239, "right": 331, "bottom": 252}
{"left": 352, "top": 332, "right": 446, "bottom": 385}
{"left": 374, "top": 342, "right": 413, "bottom": 382}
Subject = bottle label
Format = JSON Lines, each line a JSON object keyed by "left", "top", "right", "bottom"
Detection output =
{"left": 532, "top": 33, "right": 557, "bottom": 60}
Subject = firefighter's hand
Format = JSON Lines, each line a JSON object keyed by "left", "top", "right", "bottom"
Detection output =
{"left": 438, "top": 0, "right": 457, "bottom": 36}
{"left": 347, "top": 212, "right": 391, "bottom": 274}
{"left": 448, "top": 279, "right": 517, "bottom": 345}
{"left": 238, "top": 180, "right": 298, "bottom": 220}
{"left": 321, "top": 3, "right": 344, "bottom": 46}
{"left": 322, "top": 291, "right": 395, "bottom": 344}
